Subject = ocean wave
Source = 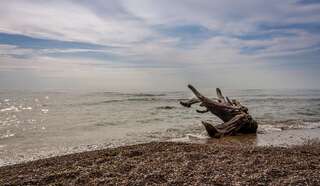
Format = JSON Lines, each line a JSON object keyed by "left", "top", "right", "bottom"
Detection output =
{"left": 94, "top": 122, "right": 119, "bottom": 127}
{"left": 296, "top": 111, "right": 318, "bottom": 116}
{"left": 0, "top": 131, "right": 15, "bottom": 139}
{"left": 126, "top": 98, "right": 159, "bottom": 101}
{"left": 302, "top": 121, "right": 320, "bottom": 129}
{"left": 41, "top": 109, "right": 49, "bottom": 114}
{"left": 76, "top": 100, "right": 122, "bottom": 106}
{"left": 74, "top": 97, "right": 166, "bottom": 106}
{"left": 259, "top": 124, "right": 283, "bottom": 132}
{"left": 155, "top": 106, "right": 176, "bottom": 110}
{"left": 0, "top": 106, "right": 19, "bottom": 112}
{"left": 244, "top": 97, "right": 320, "bottom": 102}
{"left": 101, "top": 92, "right": 166, "bottom": 97}
{"left": 130, "top": 93, "right": 166, "bottom": 97}
{"left": 260, "top": 119, "right": 320, "bottom": 132}
{"left": 137, "top": 118, "right": 164, "bottom": 124}
{"left": 18, "top": 105, "right": 32, "bottom": 110}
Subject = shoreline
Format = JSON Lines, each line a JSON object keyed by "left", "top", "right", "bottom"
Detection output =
{"left": 1, "top": 140, "right": 320, "bottom": 185}
{"left": 1, "top": 128, "right": 320, "bottom": 167}
{"left": 174, "top": 128, "right": 320, "bottom": 147}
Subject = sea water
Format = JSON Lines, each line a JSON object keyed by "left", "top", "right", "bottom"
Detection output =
{"left": 1, "top": 89, "right": 320, "bottom": 166}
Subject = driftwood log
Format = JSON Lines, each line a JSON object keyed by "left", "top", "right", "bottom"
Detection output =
{"left": 180, "top": 85, "right": 258, "bottom": 138}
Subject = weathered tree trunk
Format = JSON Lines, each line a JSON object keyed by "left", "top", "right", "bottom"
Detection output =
{"left": 180, "top": 85, "right": 258, "bottom": 138}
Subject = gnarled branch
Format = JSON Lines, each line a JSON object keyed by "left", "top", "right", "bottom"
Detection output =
{"left": 180, "top": 84, "right": 258, "bottom": 138}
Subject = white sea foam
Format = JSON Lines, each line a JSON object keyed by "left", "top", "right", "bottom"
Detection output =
{"left": 260, "top": 121, "right": 320, "bottom": 132}
{"left": 260, "top": 125, "right": 282, "bottom": 132}
{"left": 41, "top": 109, "right": 49, "bottom": 113}
{"left": 1, "top": 131, "right": 15, "bottom": 139}
{"left": 169, "top": 134, "right": 210, "bottom": 143}
{"left": 0, "top": 106, "right": 19, "bottom": 112}
{"left": 301, "top": 121, "right": 320, "bottom": 129}
{"left": 18, "top": 105, "right": 32, "bottom": 110}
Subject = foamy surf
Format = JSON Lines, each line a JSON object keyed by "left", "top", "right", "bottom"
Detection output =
{"left": 0, "top": 131, "right": 15, "bottom": 139}
{"left": 169, "top": 133, "right": 210, "bottom": 143}
{"left": 0, "top": 106, "right": 19, "bottom": 112}
{"left": 259, "top": 120, "right": 320, "bottom": 132}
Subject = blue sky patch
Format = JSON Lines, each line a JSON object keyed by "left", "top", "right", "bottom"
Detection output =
{"left": 257, "top": 22, "right": 320, "bottom": 34}
{"left": 156, "top": 24, "right": 220, "bottom": 47}
{"left": 0, "top": 32, "right": 105, "bottom": 50}
{"left": 297, "top": 0, "right": 320, "bottom": 5}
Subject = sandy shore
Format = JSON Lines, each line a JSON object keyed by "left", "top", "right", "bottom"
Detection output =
{"left": 1, "top": 141, "right": 320, "bottom": 185}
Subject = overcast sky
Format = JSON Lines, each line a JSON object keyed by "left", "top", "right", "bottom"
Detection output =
{"left": 0, "top": 0, "right": 320, "bottom": 91}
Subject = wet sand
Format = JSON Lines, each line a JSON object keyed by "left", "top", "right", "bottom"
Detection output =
{"left": 1, "top": 137, "right": 320, "bottom": 185}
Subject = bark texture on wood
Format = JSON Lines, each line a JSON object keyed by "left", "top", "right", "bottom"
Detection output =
{"left": 180, "top": 85, "right": 258, "bottom": 138}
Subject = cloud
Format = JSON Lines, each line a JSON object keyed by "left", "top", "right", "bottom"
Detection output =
{"left": 1, "top": 0, "right": 319, "bottom": 60}
{"left": 0, "top": 0, "right": 155, "bottom": 45}
{"left": 0, "top": 0, "right": 320, "bottom": 89}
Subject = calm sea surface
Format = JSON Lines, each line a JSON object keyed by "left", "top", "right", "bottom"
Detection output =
{"left": 1, "top": 89, "right": 320, "bottom": 166}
